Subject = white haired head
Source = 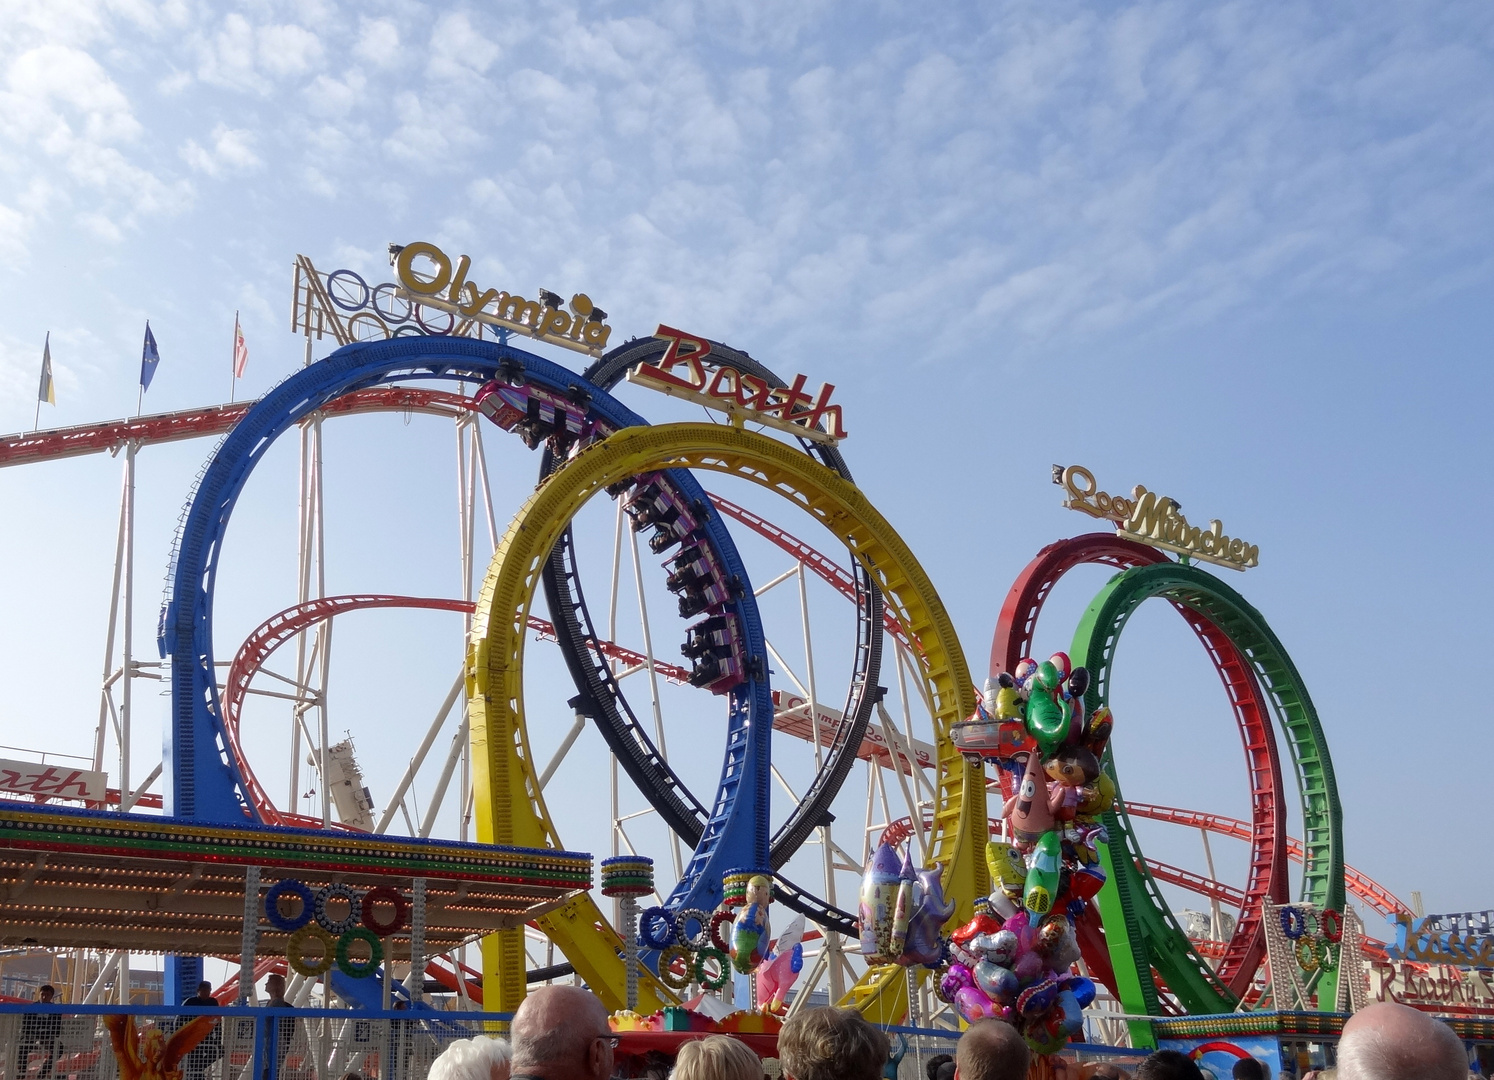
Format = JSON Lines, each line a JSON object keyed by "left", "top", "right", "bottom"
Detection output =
{"left": 429, "top": 1036, "right": 511, "bottom": 1080}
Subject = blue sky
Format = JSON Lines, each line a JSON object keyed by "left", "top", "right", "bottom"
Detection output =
{"left": 1, "top": 0, "right": 1493, "bottom": 941}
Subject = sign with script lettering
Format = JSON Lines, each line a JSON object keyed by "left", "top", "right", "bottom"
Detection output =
{"left": 392, "top": 241, "right": 613, "bottom": 355}
{"left": 0, "top": 758, "right": 107, "bottom": 802}
{"left": 1057, "top": 464, "right": 1259, "bottom": 571}
{"left": 626, "top": 325, "right": 847, "bottom": 444}
{"left": 1387, "top": 911, "right": 1494, "bottom": 968}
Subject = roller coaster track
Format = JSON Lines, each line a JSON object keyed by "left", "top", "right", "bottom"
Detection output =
{"left": 537, "top": 337, "right": 884, "bottom": 935}
{"left": 217, "top": 593, "right": 692, "bottom": 829}
{"left": 1073, "top": 562, "right": 1344, "bottom": 1022}
{"left": 1126, "top": 802, "right": 1409, "bottom": 919}
{"left": 471, "top": 422, "right": 981, "bottom": 1021}
{"left": 0, "top": 387, "right": 479, "bottom": 467}
{"left": 991, "top": 535, "right": 1287, "bottom": 1010}
{"left": 163, "top": 337, "right": 792, "bottom": 1015}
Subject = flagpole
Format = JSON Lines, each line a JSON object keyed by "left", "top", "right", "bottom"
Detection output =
{"left": 230, "top": 311, "right": 238, "bottom": 404}
{"left": 34, "top": 331, "right": 47, "bottom": 431}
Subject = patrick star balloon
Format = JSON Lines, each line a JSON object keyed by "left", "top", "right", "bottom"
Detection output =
{"left": 755, "top": 914, "right": 806, "bottom": 1011}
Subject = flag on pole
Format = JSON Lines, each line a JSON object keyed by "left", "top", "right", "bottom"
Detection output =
{"left": 233, "top": 312, "right": 249, "bottom": 378}
{"left": 140, "top": 322, "right": 160, "bottom": 391}
{"left": 38, "top": 333, "right": 55, "bottom": 405}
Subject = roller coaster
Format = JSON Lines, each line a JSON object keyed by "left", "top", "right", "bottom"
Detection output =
{"left": 0, "top": 261, "right": 1412, "bottom": 1031}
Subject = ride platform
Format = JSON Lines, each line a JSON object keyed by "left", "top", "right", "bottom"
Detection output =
{"left": 0, "top": 802, "right": 591, "bottom": 955}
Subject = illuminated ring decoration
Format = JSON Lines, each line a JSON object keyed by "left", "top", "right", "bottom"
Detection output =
{"left": 674, "top": 908, "right": 712, "bottom": 951}
{"left": 391, "top": 324, "right": 425, "bottom": 338}
{"left": 694, "top": 947, "right": 730, "bottom": 991}
{"left": 314, "top": 883, "right": 363, "bottom": 935}
{"left": 372, "top": 283, "right": 412, "bottom": 323}
{"left": 992, "top": 534, "right": 1289, "bottom": 1008}
{"left": 1280, "top": 908, "right": 1307, "bottom": 940}
{"left": 1320, "top": 908, "right": 1343, "bottom": 943}
{"left": 326, "top": 269, "right": 370, "bottom": 311}
{"left": 337, "top": 928, "right": 384, "bottom": 978}
{"left": 163, "top": 337, "right": 775, "bottom": 1014}
{"left": 360, "top": 886, "right": 408, "bottom": 936}
{"left": 414, "top": 303, "right": 454, "bottom": 335}
{"left": 1071, "top": 560, "right": 1344, "bottom": 1018}
{"left": 658, "top": 945, "right": 693, "bottom": 990}
{"left": 1301, "top": 909, "right": 1320, "bottom": 938}
{"left": 470, "top": 422, "right": 977, "bottom": 1024}
{"left": 1295, "top": 937, "right": 1324, "bottom": 971}
{"left": 639, "top": 907, "right": 675, "bottom": 950}
{"left": 287, "top": 925, "right": 337, "bottom": 977}
{"left": 541, "top": 336, "right": 885, "bottom": 935}
{"left": 264, "top": 879, "right": 314, "bottom": 932}
{"left": 708, "top": 909, "right": 734, "bottom": 952}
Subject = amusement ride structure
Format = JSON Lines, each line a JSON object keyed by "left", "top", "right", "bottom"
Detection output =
{"left": 0, "top": 247, "right": 1444, "bottom": 1045}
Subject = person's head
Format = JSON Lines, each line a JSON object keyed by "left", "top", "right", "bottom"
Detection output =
{"left": 778, "top": 1007, "right": 889, "bottom": 1080}
{"left": 674, "top": 1035, "right": 762, "bottom": 1080}
{"left": 429, "top": 1036, "right": 513, "bottom": 1080}
{"left": 264, "top": 973, "right": 286, "bottom": 999}
{"left": 936, "top": 1062, "right": 956, "bottom": 1080}
{"left": 197, "top": 981, "right": 214, "bottom": 998}
{"left": 953, "top": 1018, "right": 1029, "bottom": 1080}
{"left": 510, "top": 985, "right": 613, "bottom": 1080}
{"left": 1337, "top": 1001, "right": 1466, "bottom": 1080}
{"left": 927, "top": 1054, "right": 953, "bottom": 1080}
{"left": 1231, "top": 1059, "right": 1268, "bottom": 1080}
{"left": 1135, "top": 1050, "right": 1203, "bottom": 1080}
{"left": 36, "top": 985, "right": 55, "bottom": 1003}
{"left": 1081, "top": 1066, "right": 1130, "bottom": 1080}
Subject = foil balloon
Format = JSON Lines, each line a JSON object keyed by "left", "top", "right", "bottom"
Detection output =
{"left": 1005, "top": 751, "right": 1055, "bottom": 844}
{"left": 897, "top": 856, "right": 955, "bottom": 967}
{"left": 1023, "top": 832, "right": 1063, "bottom": 916}
{"left": 858, "top": 841, "right": 903, "bottom": 963}
{"left": 755, "top": 914, "right": 806, "bottom": 1011}
{"left": 729, "top": 875, "right": 771, "bottom": 973}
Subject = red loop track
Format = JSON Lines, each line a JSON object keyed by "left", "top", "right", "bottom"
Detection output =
{"left": 990, "top": 534, "right": 1288, "bottom": 999}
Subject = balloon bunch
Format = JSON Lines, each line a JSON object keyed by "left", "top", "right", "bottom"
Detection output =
{"left": 936, "top": 652, "right": 1117, "bottom": 1053}
{"left": 858, "top": 841, "right": 955, "bottom": 967}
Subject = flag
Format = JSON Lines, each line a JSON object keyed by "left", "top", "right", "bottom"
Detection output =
{"left": 38, "top": 333, "right": 55, "bottom": 405}
{"left": 232, "top": 312, "right": 249, "bottom": 378}
{"left": 140, "top": 322, "right": 160, "bottom": 391}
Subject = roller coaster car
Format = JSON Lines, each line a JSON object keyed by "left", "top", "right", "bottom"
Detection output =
{"left": 951, "top": 713, "right": 1037, "bottom": 764}
{"left": 620, "top": 474, "right": 707, "bottom": 553}
{"left": 474, "top": 379, "right": 587, "bottom": 449}
{"left": 681, "top": 614, "right": 745, "bottom": 693}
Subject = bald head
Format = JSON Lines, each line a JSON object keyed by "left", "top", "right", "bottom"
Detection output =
{"left": 1337, "top": 1002, "right": 1466, "bottom": 1080}
{"left": 510, "top": 986, "right": 612, "bottom": 1080}
{"left": 955, "top": 1019, "right": 1030, "bottom": 1080}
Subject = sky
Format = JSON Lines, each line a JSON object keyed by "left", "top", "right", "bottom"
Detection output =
{"left": 2, "top": 0, "right": 1493, "bottom": 974}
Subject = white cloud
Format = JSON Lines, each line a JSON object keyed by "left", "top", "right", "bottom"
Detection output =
{"left": 354, "top": 18, "right": 400, "bottom": 67}
{"left": 259, "top": 24, "right": 322, "bottom": 78}
{"left": 180, "top": 124, "right": 260, "bottom": 177}
{"left": 3, "top": 44, "right": 140, "bottom": 143}
{"left": 428, "top": 13, "right": 500, "bottom": 80}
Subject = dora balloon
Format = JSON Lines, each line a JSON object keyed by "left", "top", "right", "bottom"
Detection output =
{"left": 1004, "top": 751, "right": 1056, "bottom": 845}
{"left": 1044, "top": 746, "right": 1100, "bottom": 788}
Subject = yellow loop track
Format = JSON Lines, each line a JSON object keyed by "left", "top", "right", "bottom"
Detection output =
{"left": 468, "top": 423, "right": 983, "bottom": 1018}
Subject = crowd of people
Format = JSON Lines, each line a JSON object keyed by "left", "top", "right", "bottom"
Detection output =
{"left": 13, "top": 973, "right": 1476, "bottom": 1080}
{"left": 419, "top": 985, "right": 1476, "bottom": 1080}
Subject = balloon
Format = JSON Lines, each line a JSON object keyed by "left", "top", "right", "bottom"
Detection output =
{"left": 858, "top": 841, "right": 902, "bottom": 962}
{"left": 1005, "top": 752, "right": 1056, "bottom": 844}
{"left": 729, "top": 875, "right": 771, "bottom": 973}
{"left": 1065, "top": 668, "right": 1090, "bottom": 700}
{"left": 1024, "top": 831, "right": 1063, "bottom": 915}
{"left": 1082, "top": 706, "right": 1113, "bottom": 756}
{"left": 1025, "top": 668, "right": 1073, "bottom": 757}
{"left": 971, "top": 929, "right": 1019, "bottom": 966}
{"left": 1016, "top": 974, "right": 1060, "bottom": 1018}
{"left": 973, "top": 959, "right": 1020, "bottom": 1003}
{"left": 1013, "top": 657, "right": 1038, "bottom": 687}
{"left": 1044, "top": 747, "right": 1100, "bottom": 788}
{"left": 1013, "top": 949, "right": 1045, "bottom": 984}
{"left": 1047, "top": 653, "right": 1071, "bottom": 682}
{"left": 1069, "top": 863, "right": 1106, "bottom": 901}
{"left": 985, "top": 841, "right": 1027, "bottom": 900}
{"left": 955, "top": 986, "right": 1010, "bottom": 1024}
{"left": 755, "top": 914, "right": 805, "bottom": 1010}
{"left": 940, "top": 963, "right": 974, "bottom": 999}
{"left": 1066, "top": 976, "right": 1097, "bottom": 1009}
